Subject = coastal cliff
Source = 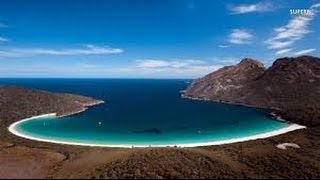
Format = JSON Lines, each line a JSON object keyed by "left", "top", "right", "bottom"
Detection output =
{"left": 184, "top": 55, "right": 320, "bottom": 126}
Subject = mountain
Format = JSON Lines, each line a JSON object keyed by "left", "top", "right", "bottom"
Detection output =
{"left": 183, "top": 56, "right": 320, "bottom": 126}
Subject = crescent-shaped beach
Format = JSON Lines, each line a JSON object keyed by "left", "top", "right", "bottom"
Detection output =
{"left": 8, "top": 113, "right": 306, "bottom": 148}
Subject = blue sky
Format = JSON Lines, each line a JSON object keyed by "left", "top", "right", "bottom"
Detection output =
{"left": 0, "top": 0, "right": 319, "bottom": 78}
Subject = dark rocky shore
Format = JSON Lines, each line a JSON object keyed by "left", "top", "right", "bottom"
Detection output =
{"left": 1, "top": 59, "right": 320, "bottom": 179}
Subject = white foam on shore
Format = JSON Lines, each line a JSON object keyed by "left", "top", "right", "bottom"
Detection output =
{"left": 8, "top": 114, "right": 306, "bottom": 148}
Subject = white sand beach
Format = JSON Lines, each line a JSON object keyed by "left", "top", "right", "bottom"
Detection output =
{"left": 8, "top": 114, "right": 306, "bottom": 148}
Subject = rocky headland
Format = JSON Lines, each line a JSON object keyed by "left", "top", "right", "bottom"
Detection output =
{"left": 183, "top": 55, "right": 320, "bottom": 126}
{"left": 0, "top": 85, "right": 104, "bottom": 120}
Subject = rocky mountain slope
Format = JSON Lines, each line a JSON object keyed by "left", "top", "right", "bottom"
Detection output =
{"left": 184, "top": 55, "right": 320, "bottom": 126}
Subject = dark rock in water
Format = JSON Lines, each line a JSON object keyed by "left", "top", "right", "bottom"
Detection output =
{"left": 132, "top": 128, "right": 162, "bottom": 134}
{"left": 184, "top": 55, "right": 320, "bottom": 127}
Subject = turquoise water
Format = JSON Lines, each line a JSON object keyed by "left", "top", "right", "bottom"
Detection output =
{"left": 2, "top": 79, "right": 289, "bottom": 146}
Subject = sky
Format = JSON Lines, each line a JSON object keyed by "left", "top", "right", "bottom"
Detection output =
{"left": 0, "top": 0, "right": 319, "bottom": 78}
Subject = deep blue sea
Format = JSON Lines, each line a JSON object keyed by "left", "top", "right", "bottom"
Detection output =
{"left": 1, "top": 78, "right": 289, "bottom": 146}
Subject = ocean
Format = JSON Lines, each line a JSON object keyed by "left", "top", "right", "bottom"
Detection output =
{"left": 1, "top": 78, "right": 290, "bottom": 147}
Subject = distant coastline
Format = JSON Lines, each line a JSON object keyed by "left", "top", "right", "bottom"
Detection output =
{"left": 181, "top": 94, "right": 286, "bottom": 123}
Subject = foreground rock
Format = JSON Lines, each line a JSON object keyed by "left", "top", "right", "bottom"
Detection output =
{"left": 184, "top": 55, "right": 320, "bottom": 126}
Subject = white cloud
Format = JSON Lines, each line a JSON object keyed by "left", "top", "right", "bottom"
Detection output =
{"left": 266, "top": 40, "right": 294, "bottom": 49}
{"left": 311, "top": 3, "right": 320, "bottom": 9}
{"left": 293, "top": 48, "right": 316, "bottom": 56}
{"left": 229, "top": 29, "right": 253, "bottom": 44}
{"left": 266, "top": 3, "right": 320, "bottom": 50}
{"left": 209, "top": 57, "right": 239, "bottom": 65}
{"left": 0, "top": 58, "right": 223, "bottom": 78}
{"left": 137, "top": 60, "right": 173, "bottom": 68}
{"left": 0, "top": 44, "right": 123, "bottom": 58}
{"left": 134, "top": 59, "right": 222, "bottom": 78}
{"left": 136, "top": 59, "right": 205, "bottom": 69}
{"left": 0, "top": 37, "right": 8, "bottom": 42}
{"left": 229, "top": 2, "right": 273, "bottom": 14}
{"left": 218, "top": 45, "right": 229, "bottom": 48}
{"left": 275, "top": 48, "right": 292, "bottom": 55}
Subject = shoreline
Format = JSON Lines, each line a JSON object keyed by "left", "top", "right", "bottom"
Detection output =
{"left": 59, "top": 100, "right": 105, "bottom": 117}
{"left": 181, "top": 94, "right": 290, "bottom": 124}
{"left": 8, "top": 113, "right": 306, "bottom": 148}
{"left": 181, "top": 94, "right": 283, "bottom": 111}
